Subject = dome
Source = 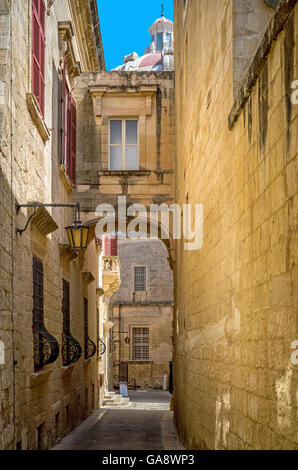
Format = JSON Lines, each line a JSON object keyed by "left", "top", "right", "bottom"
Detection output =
{"left": 112, "top": 13, "right": 174, "bottom": 72}
{"left": 153, "top": 16, "right": 173, "bottom": 24}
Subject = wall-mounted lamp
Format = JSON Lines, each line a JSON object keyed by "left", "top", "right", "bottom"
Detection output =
{"left": 16, "top": 201, "right": 90, "bottom": 250}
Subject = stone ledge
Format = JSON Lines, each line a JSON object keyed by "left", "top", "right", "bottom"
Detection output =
{"left": 59, "top": 242, "right": 78, "bottom": 263}
{"left": 228, "top": 0, "right": 297, "bottom": 130}
{"left": 61, "top": 364, "right": 75, "bottom": 377}
{"left": 30, "top": 369, "right": 53, "bottom": 384}
{"left": 31, "top": 206, "right": 58, "bottom": 236}
{"left": 26, "top": 93, "right": 50, "bottom": 142}
{"left": 59, "top": 165, "right": 73, "bottom": 193}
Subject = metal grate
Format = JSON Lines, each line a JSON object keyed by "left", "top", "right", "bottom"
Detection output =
{"left": 132, "top": 327, "right": 149, "bottom": 360}
{"left": 84, "top": 298, "right": 96, "bottom": 360}
{"left": 33, "top": 256, "right": 59, "bottom": 370}
{"left": 62, "top": 280, "right": 81, "bottom": 366}
{"left": 134, "top": 266, "right": 146, "bottom": 292}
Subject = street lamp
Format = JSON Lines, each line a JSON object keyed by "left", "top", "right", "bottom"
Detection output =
{"left": 16, "top": 201, "right": 90, "bottom": 250}
{"left": 65, "top": 203, "right": 89, "bottom": 250}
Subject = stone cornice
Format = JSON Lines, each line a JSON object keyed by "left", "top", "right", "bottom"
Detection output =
{"left": 58, "top": 21, "right": 81, "bottom": 84}
{"left": 26, "top": 93, "right": 50, "bottom": 143}
{"left": 228, "top": 0, "right": 298, "bottom": 129}
{"left": 31, "top": 206, "right": 58, "bottom": 236}
{"left": 68, "top": 0, "right": 105, "bottom": 71}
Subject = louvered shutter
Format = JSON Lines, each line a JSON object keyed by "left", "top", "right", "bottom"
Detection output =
{"left": 69, "top": 94, "right": 77, "bottom": 185}
{"left": 104, "top": 235, "right": 118, "bottom": 256}
{"left": 31, "top": 0, "right": 46, "bottom": 117}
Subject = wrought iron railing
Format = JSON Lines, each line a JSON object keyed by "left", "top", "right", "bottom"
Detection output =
{"left": 62, "top": 332, "right": 82, "bottom": 366}
{"left": 85, "top": 337, "right": 97, "bottom": 360}
{"left": 33, "top": 326, "right": 59, "bottom": 370}
{"left": 97, "top": 337, "right": 106, "bottom": 357}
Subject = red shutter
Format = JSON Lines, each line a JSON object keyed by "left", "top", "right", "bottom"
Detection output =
{"left": 32, "top": 0, "right": 45, "bottom": 117}
{"left": 68, "top": 93, "right": 77, "bottom": 185}
{"left": 62, "top": 57, "right": 66, "bottom": 165}
{"left": 104, "top": 235, "right": 118, "bottom": 256}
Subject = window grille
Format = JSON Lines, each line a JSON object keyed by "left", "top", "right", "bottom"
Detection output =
{"left": 61, "top": 279, "right": 81, "bottom": 366}
{"left": 33, "top": 256, "right": 59, "bottom": 370}
{"left": 134, "top": 266, "right": 146, "bottom": 292}
{"left": 84, "top": 298, "right": 96, "bottom": 360}
{"left": 132, "top": 327, "right": 149, "bottom": 360}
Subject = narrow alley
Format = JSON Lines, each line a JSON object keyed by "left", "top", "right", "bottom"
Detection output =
{"left": 52, "top": 391, "right": 183, "bottom": 451}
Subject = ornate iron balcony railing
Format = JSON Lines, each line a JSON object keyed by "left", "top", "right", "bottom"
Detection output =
{"left": 33, "top": 325, "right": 59, "bottom": 371}
{"left": 85, "top": 337, "right": 97, "bottom": 360}
{"left": 97, "top": 337, "right": 106, "bottom": 357}
{"left": 62, "top": 332, "right": 82, "bottom": 366}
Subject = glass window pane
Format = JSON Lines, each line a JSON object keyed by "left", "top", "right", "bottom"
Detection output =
{"left": 125, "top": 146, "right": 138, "bottom": 170}
{"left": 157, "top": 33, "right": 163, "bottom": 51}
{"left": 110, "top": 120, "right": 122, "bottom": 145}
{"left": 126, "top": 120, "right": 138, "bottom": 145}
{"left": 110, "top": 146, "right": 122, "bottom": 170}
{"left": 166, "top": 33, "right": 171, "bottom": 48}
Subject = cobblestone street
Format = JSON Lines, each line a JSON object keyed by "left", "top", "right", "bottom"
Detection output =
{"left": 52, "top": 391, "right": 183, "bottom": 450}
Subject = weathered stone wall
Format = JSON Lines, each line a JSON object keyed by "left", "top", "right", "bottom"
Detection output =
{"left": 0, "top": 0, "right": 104, "bottom": 450}
{"left": 112, "top": 239, "right": 173, "bottom": 388}
{"left": 233, "top": 0, "right": 276, "bottom": 97}
{"left": 74, "top": 70, "right": 175, "bottom": 211}
{"left": 174, "top": 0, "right": 298, "bottom": 450}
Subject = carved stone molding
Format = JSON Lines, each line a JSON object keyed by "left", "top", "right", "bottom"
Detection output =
{"left": 26, "top": 93, "right": 50, "bottom": 143}
{"left": 47, "top": 0, "right": 55, "bottom": 15}
{"left": 31, "top": 206, "right": 58, "bottom": 236}
{"left": 82, "top": 271, "right": 95, "bottom": 286}
{"left": 58, "top": 242, "right": 78, "bottom": 263}
{"left": 102, "top": 256, "right": 121, "bottom": 297}
{"left": 58, "top": 21, "right": 81, "bottom": 85}
{"left": 89, "top": 85, "right": 158, "bottom": 117}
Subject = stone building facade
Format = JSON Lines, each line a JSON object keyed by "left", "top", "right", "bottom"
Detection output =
{"left": 174, "top": 0, "right": 298, "bottom": 450}
{"left": 0, "top": 0, "right": 121, "bottom": 451}
{"left": 111, "top": 239, "right": 174, "bottom": 389}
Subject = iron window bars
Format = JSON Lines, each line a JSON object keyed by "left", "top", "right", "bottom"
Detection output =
{"left": 33, "top": 256, "right": 59, "bottom": 370}
{"left": 61, "top": 279, "right": 82, "bottom": 366}
{"left": 84, "top": 298, "right": 96, "bottom": 360}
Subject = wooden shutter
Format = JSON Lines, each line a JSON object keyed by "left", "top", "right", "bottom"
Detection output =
{"left": 32, "top": 0, "right": 46, "bottom": 117}
{"left": 103, "top": 235, "right": 118, "bottom": 256}
{"left": 69, "top": 93, "right": 77, "bottom": 185}
{"left": 61, "top": 57, "right": 66, "bottom": 165}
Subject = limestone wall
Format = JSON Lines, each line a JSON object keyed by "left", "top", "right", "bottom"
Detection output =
{"left": 111, "top": 239, "right": 173, "bottom": 389}
{"left": 174, "top": 0, "right": 298, "bottom": 450}
{"left": 0, "top": 0, "right": 104, "bottom": 450}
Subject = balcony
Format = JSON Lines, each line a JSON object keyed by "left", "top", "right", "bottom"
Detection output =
{"left": 102, "top": 256, "right": 121, "bottom": 297}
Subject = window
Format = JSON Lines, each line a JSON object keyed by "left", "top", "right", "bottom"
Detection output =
{"left": 157, "top": 33, "right": 163, "bottom": 51}
{"left": 33, "top": 256, "right": 59, "bottom": 370}
{"left": 32, "top": 0, "right": 46, "bottom": 117}
{"left": 134, "top": 266, "right": 146, "bottom": 292}
{"left": 166, "top": 33, "right": 172, "bottom": 48}
{"left": 109, "top": 119, "right": 138, "bottom": 170}
{"left": 62, "top": 61, "right": 77, "bottom": 185}
{"left": 84, "top": 298, "right": 96, "bottom": 360}
{"left": 62, "top": 279, "right": 82, "bottom": 366}
{"left": 132, "top": 327, "right": 149, "bottom": 360}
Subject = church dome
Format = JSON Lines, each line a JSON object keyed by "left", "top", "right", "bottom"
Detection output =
{"left": 112, "top": 13, "right": 174, "bottom": 72}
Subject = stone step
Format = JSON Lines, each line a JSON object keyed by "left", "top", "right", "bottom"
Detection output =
{"left": 102, "top": 396, "right": 130, "bottom": 407}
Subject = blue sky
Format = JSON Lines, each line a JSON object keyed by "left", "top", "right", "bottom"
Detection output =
{"left": 97, "top": 1, "right": 174, "bottom": 70}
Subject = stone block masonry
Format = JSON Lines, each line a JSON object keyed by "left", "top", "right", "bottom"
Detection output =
{"left": 174, "top": 0, "right": 298, "bottom": 450}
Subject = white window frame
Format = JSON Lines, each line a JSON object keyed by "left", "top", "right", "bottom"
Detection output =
{"left": 134, "top": 265, "right": 147, "bottom": 292}
{"left": 108, "top": 118, "right": 139, "bottom": 171}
